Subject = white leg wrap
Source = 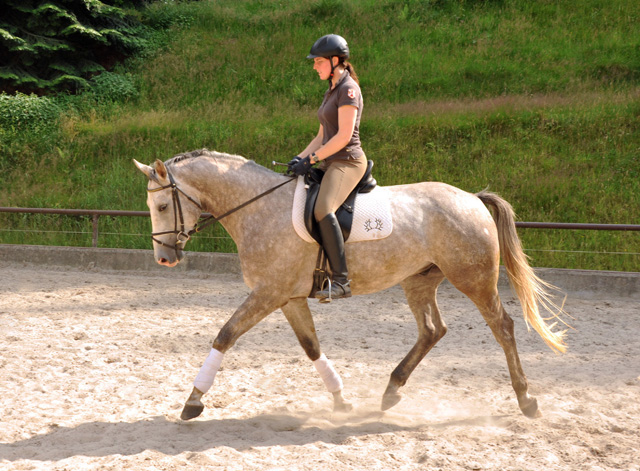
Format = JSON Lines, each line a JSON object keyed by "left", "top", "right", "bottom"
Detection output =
{"left": 193, "top": 348, "right": 224, "bottom": 394}
{"left": 313, "top": 354, "right": 343, "bottom": 393}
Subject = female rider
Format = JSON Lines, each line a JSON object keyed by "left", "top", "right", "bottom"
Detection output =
{"left": 288, "top": 34, "right": 368, "bottom": 302}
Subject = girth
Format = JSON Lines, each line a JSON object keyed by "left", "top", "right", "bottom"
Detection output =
{"left": 304, "top": 160, "right": 377, "bottom": 245}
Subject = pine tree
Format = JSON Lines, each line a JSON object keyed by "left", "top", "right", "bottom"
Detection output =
{"left": 0, "top": 0, "right": 150, "bottom": 94}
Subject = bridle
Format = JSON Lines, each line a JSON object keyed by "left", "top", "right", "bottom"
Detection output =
{"left": 147, "top": 168, "right": 295, "bottom": 254}
{"left": 147, "top": 171, "right": 202, "bottom": 251}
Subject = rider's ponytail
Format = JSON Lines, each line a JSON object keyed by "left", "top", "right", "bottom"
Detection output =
{"left": 342, "top": 60, "right": 359, "bottom": 85}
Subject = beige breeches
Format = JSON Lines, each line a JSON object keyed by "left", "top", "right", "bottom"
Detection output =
{"left": 314, "top": 154, "right": 368, "bottom": 221}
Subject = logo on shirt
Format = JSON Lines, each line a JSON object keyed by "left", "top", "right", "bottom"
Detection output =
{"left": 347, "top": 88, "right": 356, "bottom": 99}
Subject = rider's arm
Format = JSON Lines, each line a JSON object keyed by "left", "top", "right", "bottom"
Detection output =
{"left": 298, "top": 125, "right": 324, "bottom": 158}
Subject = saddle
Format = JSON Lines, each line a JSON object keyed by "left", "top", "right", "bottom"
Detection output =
{"left": 304, "top": 160, "right": 377, "bottom": 245}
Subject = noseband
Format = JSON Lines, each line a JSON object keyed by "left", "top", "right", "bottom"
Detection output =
{"left": 147, "top": 168, "right": 295, "bottom": 254}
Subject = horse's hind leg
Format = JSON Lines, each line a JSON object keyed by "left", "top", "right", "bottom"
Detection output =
{"left": 467, "top": 287, "right": 541, "bottom": 418}
{"left": 281, "top": 297, "right": 352, "bottom": 412}
{"left": 382, "top": 267, "right": 447, "bottom": 411}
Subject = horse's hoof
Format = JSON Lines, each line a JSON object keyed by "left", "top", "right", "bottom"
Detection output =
{"left": 381, "top": 392, "right": 402, "bottom": 411}
{"left": 334, "top": 401, "right": 354, "bottom": 413}
{"left": 180, "top": 403, "right": 205, "bottom": 421}
{"left": 519, "top": 397, "right": 542, "bottom": 419}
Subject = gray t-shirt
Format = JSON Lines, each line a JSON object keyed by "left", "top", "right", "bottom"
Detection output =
{"left": 317, "top": 70, "right": 364, "bottom": 161}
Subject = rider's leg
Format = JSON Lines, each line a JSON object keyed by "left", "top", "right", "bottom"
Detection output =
{"left": 314, "top": 155, "right": 367, "bottom": 302}
{"left": 316, "top": 213, "right": 350, "bottom": 300}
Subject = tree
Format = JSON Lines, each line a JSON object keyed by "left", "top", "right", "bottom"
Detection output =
{"left": 0, "top": 0, "right": 149, "bottom": 94}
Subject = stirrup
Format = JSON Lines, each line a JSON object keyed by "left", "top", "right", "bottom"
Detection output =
{"left": 316, "top": 279, "right": 351, "bottom": 304}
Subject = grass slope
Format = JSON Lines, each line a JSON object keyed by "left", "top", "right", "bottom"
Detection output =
{"left": 1, "top": 0, "right": 638, "bottom": 270}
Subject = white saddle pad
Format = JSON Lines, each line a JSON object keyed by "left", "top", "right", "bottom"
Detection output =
{"left": 291, "top": 176, "right": 393, "bottom": 244}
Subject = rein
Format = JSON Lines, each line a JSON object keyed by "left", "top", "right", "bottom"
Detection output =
{"left": 147, "top": 168, "right": 296, "bottom": 251}
{"left": 193, "top": 176, "right": 295, "bottom": 234}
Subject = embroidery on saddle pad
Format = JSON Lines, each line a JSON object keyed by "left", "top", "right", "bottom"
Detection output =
{"left": 292, "top": 176, "right": 393, "bottom": 244}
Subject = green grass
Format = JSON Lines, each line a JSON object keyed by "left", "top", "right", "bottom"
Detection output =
{"left": 1, "top": 0, "right": 638, "bottom": 271}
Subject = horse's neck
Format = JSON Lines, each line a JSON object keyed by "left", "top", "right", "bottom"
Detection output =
{"left": 173, "top": 155, "right": 290, "bottom": 240}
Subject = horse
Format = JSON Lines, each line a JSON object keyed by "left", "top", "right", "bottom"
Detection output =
{"left": 133, "top": 149, "right": 567, "bottom": 421}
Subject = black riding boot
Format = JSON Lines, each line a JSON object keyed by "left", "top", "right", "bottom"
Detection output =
{"left": 316, "top": 213, "right": 352, "bottom": 302}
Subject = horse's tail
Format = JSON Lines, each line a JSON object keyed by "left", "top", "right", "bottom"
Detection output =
{"left": 476, "top": 190, "right": 568, "bottom": 354}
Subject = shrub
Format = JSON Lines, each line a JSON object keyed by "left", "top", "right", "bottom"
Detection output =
{"left": 90, "top": 71, "right": 139, "bottom": 104}
{"left": 0, "top": 92, "right": 62, "bottom": 132}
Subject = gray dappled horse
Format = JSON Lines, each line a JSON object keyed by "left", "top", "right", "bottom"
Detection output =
{"left": 134, "top": 149, "right": 567, "bottom": 421}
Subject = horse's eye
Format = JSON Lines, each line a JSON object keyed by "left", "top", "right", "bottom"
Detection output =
{"left": 158, "top": 204, "right": 168, "bottom": 212}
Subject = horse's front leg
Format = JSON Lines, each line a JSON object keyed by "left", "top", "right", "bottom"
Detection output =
{"left": 281, "top": 297, "right": 352, "bottom": 412}
{"left": 181, "top": 290, "right": 286, "bottom": 421}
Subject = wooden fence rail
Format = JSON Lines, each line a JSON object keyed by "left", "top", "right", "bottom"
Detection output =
{"left": 1, "top": 207, "right": 639, "bottom": 248}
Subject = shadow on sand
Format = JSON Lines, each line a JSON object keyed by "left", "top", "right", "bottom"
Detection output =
{"left": 0, "top": 409, "right": 514, "bottom": 462}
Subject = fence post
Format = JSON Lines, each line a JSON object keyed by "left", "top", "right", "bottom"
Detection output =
{"left": 92, "top": 214, "right": 99, "bottom": 248}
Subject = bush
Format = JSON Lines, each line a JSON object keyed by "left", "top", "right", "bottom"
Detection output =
{"left": 0, "top": 92, "right": 63, "bottom": 172}
{"left": 90, "top": 72, "right": 139, "bottom": 104}
{"left": 0, "top": 92, "right": 62, "bottom": 132}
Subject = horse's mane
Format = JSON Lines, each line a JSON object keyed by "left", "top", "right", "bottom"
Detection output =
{"left": 165, "top": 148, "right": 249, "bottom": 167}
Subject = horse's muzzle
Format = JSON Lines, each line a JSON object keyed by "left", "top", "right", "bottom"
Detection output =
{"left": 156, "top": 248, "right": 184, "bottom": 267}
{"left": 157, "top": 257, "right": 180, "bottom": 267}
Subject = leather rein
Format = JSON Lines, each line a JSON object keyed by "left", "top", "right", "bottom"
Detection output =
{"left": 147, "top": 169, "right": 296, "bottom": 252}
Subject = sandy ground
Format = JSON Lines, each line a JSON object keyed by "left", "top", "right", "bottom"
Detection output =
{"left": 1, "top": 262, "right": 639, "bottom": 471}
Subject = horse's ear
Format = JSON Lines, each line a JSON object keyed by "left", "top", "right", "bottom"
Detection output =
{"left": 154, "top": 159, "right": 168, "bottom": 180}
{"left": 133, "top": 159, "right": 155, "bottom": 180}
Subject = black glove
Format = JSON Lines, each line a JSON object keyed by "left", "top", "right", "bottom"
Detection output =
{"left": 288, "top": 155, "right": 312, "bottom": 176}
{"left": 286, "top": 156, "right": 301, "bottom": 173}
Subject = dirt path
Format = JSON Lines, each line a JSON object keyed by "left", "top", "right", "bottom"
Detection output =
{"left": 1, "top": 263, "right": 638, "bottom": 470}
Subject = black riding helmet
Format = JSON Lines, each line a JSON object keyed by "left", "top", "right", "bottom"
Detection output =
{"left": 307, "top": 34, "right": 350, "bottom": 59}
{"left": 307, "top": 34, "right": 349, "bottom": 81}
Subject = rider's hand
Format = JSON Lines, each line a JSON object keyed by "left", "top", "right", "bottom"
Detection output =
{"left": 286, "top": 156, "right": 301, "bottom": 174}
{"left": 288, "top": 156, "right": 312, "bottom": 176}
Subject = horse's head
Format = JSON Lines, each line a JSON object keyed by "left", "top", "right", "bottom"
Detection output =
{"left": 134, "top": 159, "right": 203, "bottom": 267}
